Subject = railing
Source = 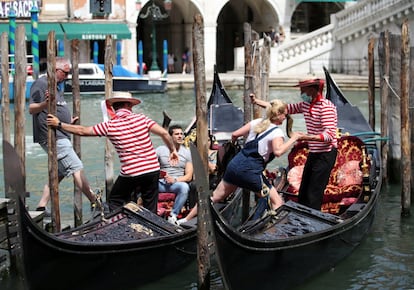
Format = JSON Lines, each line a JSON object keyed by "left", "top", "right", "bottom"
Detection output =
{"left": 274, "top": 24, "right": 334, "bottom": 73}
{"left": 273, "top": 0, "right": 414, "bottom": 74}
{"left": 332, "top": 0, "right": 414, "bottom": 42}
{"left": 0, "top": 54, "right": 34, "bottom": 76}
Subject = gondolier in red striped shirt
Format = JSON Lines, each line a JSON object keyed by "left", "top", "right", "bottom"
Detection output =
{"left": 251, "top": 78, "right": 337, "bottom": 211}
{"left": 287, "top": 79, "right": 337, "bottom": 210}
{"left": 46, "top": 92, "right": 178, "bottom": 213}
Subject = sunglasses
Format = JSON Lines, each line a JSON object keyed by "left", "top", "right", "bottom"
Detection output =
{"left": 57, "top": 69, "right": 70, "bottom": 76}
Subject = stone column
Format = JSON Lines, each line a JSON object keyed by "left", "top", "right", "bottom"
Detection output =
{"left": 204, "top": 22, "right": 217, "bottom": 75}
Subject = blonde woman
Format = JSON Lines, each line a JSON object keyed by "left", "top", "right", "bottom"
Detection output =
{"left": 179, "top": 99, "right": 303, "bottom": 224}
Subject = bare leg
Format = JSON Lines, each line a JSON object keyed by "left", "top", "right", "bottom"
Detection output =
{"left": 268, "top": 187, "right": 284, "bottom": 210}
{"left": 36, "top": 176, "right": 65, "bottom": 208}
{"left": 72, "top": 170, "right": 96, "bottom": 202}
{"left": 179, "top": 180, "right": 238, "bottom": 223}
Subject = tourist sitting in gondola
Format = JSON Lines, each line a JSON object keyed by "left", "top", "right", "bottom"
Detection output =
{"left": 156, "top": 125, "right": 194, "bottom": 225}
{"left": 178, "top": 99, "right": 304, "bottom": 224}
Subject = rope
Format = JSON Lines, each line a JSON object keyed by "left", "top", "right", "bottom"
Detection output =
{"left": 383, "top": 75, "right": 400, "bottom": 100}
{"left": 383, "top": 76, "right": 414, "bottom": 109}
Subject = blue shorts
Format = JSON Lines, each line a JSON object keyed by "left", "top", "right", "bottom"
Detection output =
{"left": 41, "top": 138, "right": 83, "bottom": 178}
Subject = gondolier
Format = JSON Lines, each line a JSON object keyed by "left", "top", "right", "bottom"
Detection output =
{"left": 251, "top": 78, "right": 338, "bottom": 211}
{"left": 47, "top": 92, "right": 179, "bottom": 213}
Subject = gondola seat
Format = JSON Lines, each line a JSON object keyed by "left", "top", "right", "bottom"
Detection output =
{"left": 157, "top": 192, "right": 176, "bottom": 217}
{"left": 285, "top": 135, "right": 366, "bottom": 214}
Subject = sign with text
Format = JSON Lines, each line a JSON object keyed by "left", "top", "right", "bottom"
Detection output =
{"left": 0, "top": 0, "right": 41, "bottom": 18}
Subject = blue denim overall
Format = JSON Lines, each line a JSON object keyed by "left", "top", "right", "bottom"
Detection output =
{"left": 223, "top": 127, "right": 277, "bottom": 192}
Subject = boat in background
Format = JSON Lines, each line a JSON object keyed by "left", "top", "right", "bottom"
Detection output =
{"left": 209, "top": 67, "right": 383, "bottom": 290}
{"left": 64, "top": 63, "right": 167, "bottom": 94}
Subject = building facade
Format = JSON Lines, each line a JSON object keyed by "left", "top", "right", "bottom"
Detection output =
{"left": 1, "top": 0, "right": 412, "bottom": 76}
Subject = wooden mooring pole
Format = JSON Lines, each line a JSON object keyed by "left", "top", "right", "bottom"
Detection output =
{"left": 400, "top": 20, "right": 411, "bottom": 216}
{"left": 71, "top": 39, "right": 83, "bottom": 226}
{"left": 104, "top": 35, "right": 114, "bottom": 199}
{"left": 192, "top": 13, "right": 211, "bottom": 290}
{"left": 1, "top": 32, "right": 11, "bottom": 196}
{"left": 14, "top": 25, "right": 27, "bottom": 199}
{"left": 46, "top": 31, "right": 61, "bottom": 232}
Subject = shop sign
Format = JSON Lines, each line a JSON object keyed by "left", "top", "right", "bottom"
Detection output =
{"left": 0, "top": 0, "right": 41, "bottom": 18}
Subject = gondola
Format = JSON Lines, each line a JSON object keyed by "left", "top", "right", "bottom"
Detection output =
{"left": 209, "top": 67, "right": 383, "bottom": 290}
{"left": 3, "top": 67, "right": 238, "bottom": 290}
{"left": 3, "top": 140, "right": 196, "bottom": 290}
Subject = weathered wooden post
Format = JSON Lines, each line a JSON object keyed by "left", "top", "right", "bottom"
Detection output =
{"left": 104, "top": 35, "right": 114, "bottom": 199}
{"left": 243, "top": 22, "right": 253, "bottom": 122}
{"left": 1, "top": 32, "right": 11, "bottom": 196}
{"left": 410, "top": 34, "right": 414, "bottom": 204}
{"left": 71, "top": 39, "right": 83, "bottom": 226}
{"left": 400, "top": 20, "right": 410, "bottom": 216}
{"left": 242, "top": 23, "right": 254, "bottom": 222}
{"left": 192, "top": 13, "right": 211, "bottom": 290}
{"left": 368, "top": 37, "right": 375, "bottom": 130}
{"left": 47, "top": 31, "right": 60, "bottom": 232}
{"left": 261, "top": 34, "right": 271, "bottom": 103}
{"left": 378, "top": 31, "right": 390, "bottom": 183}
{"left": 14, "top": 25, "right": 27, "bottom": 199}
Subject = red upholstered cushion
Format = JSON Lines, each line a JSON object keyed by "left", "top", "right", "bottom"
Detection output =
{"left": 337, "top": 160, "right": 363, "bottom": 187}
{"left": 158, "top": 192, "right": 176, "bottom": 202}
{"left": 288, "top": 142, "right": 309, "bottom": 168}
{"left": 287, "top": 165, "right": 304, "bottom": 192}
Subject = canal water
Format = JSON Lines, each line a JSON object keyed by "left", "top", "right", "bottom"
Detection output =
{"left": 0, "top": 88, "right": 413, "bottom": 289}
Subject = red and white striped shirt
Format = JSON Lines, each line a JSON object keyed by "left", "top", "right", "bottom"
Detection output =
{"left": 288, "top": 98, "right": 337, "bottom": 153}
{"left": 93, "top": 108, "right": 160, "bottom": 176}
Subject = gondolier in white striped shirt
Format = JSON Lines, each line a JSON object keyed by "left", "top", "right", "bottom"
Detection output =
{"left": 251, "top": 78, "right": 337, "bottom": 211}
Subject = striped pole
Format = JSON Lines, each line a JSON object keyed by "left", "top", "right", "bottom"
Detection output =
{"left": 93, "top": 41, "right": 98, "bottom": 64}
{"left": 163, "top": 40, "right": 168, "bottom": 74}
{"left": 58, "top": 40, "right": 64, "bottom": 57}
{"left": 116, "top": 41, "right": 121, "bottom": 65}
{"left": 30, "top": 4, "right": 39, "bottom": 79}
{"left": 138, "top": 40, "right": 143, "bottom": 75}
{"left": 8, "top": 8, "right": 16, "bottom": 75}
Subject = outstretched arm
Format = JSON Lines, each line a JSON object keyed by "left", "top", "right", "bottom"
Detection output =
{"left": 250, "top": 93, "right": 271, "bottom": 109}
{"left": 47, "top": 114, "right": 96, "bottom": 136}
{"left": 150, "top": 123, "right": 179, "bottom": 164}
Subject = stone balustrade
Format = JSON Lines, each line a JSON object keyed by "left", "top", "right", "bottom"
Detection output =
{"left": 332, "top": 0, "right": 414, "bottom": 42}
{"left": 272, "top": 0, "right": 414, "bottom": 74}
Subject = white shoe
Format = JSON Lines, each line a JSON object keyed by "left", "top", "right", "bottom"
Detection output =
{"left": 167, "top": 214, "right": 178, "bottom": 225}
{"left": 176, "top": 218, "right": 188, "bottom": 225}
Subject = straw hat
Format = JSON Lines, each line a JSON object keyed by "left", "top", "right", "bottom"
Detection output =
{"left": 106, "top": 92, "right": 141, "bottom": 106}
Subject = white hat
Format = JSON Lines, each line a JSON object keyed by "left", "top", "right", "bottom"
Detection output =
{"left": 106, "top": 92, "right": 141, "bottom": 106}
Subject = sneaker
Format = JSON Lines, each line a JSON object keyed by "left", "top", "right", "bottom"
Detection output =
{"left": 36, "top": 206, "right": 51, "bottom": 217}
{"left": 167, "top": 214, "right": 178, "bottom": 225}
{"left": 176, "top": 218, "right": 188, "bottom": 225}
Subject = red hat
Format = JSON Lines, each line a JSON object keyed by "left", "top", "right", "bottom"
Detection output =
{"left": 294, "top": 78, "right": 324, "bottom": 88}
{"left": 295, "top": 78, "right": 324, "bottom": 94}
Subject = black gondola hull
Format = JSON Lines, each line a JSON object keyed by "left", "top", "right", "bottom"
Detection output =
{"left": 19, "top": 202, "right": 196, "bottom": 290}
{"left": 210, "top": 67, "right": 383, "bottom": 290}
